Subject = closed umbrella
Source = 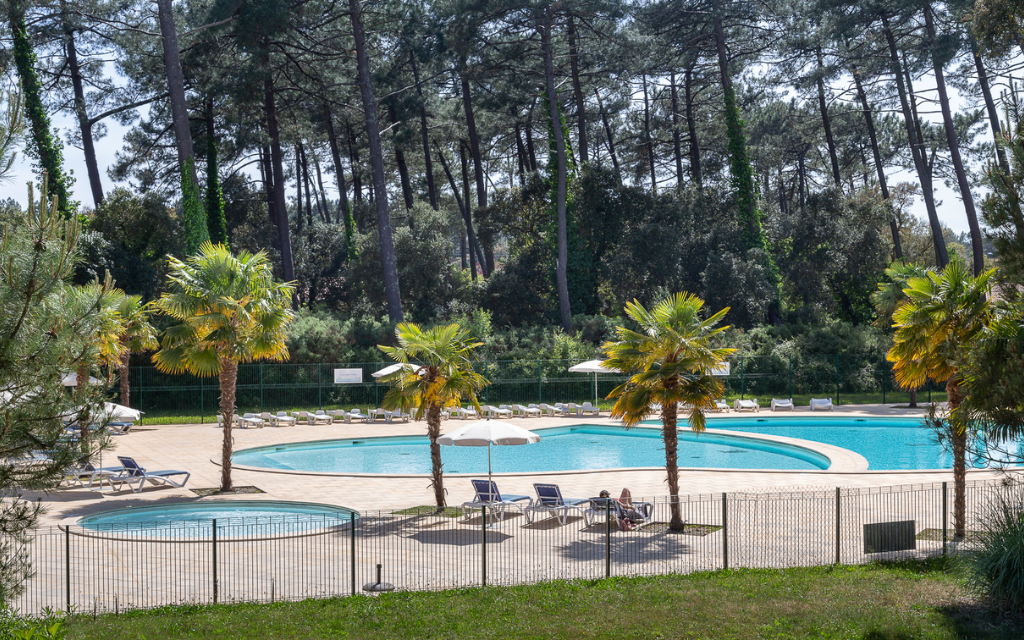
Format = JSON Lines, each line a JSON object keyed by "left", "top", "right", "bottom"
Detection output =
{"left": 438, "top": 419, "right": 540, "bottom": 487}
{"left": 567, "top": 360, "right": 621, "bottom": 404}
{"left": 61, "top": 372, "right": 102, "bottom": 387}
{"left": 96, "top": 402, "right": 142, "bottom": 422}
{"left": 372, "top": 363, "right": 418, "bottom": 378}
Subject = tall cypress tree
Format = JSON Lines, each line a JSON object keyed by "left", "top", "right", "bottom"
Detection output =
{"left": 9, "top": 1, "right": 75, "bottom": 217}
{"left": 181, "top": 157, "right": 209, "bottom": 254}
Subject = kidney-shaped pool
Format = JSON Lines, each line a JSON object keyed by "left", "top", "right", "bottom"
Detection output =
{"left": 231, "top": 425, "right": 832, "bottom": 474}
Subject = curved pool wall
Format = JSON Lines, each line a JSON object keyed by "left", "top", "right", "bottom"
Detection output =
{"left": 231, "top": 425, "right": 833, "bottom": 475}
{"left": 697, "top": 416, "right": 1023, "bottom": 471}
{"left": 76, "top": 500, "right": 357, "bottom": 537}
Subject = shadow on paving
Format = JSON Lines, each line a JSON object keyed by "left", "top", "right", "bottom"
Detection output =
{"left": 556, "top": 528, "right": 698, "bottom": 565}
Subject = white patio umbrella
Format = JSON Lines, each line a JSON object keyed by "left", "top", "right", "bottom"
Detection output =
{"left": 438, "top": 420, "right": 540, "bottom": 487}
{"left": 61, "top": 372, "right": 102, "bottom": 387}
{"left": 567, "top": 360, "right": 621, "bottom": 404}
{"left": 371, "top": 362, "right": 418, "bottom": 378}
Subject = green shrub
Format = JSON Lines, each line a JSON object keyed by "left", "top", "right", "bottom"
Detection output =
{"left": 0, "top": 608, "right": 65, "bottom": 640}
{"left": 962, "top": 480, "right": 1024, "bottom": 612}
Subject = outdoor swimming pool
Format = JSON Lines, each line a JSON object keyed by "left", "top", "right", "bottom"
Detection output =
{"left": 706, "top": 416, "right": 1019, "bottom": 471}
{"left": 232, "top": 425, "right": 832, "bottom": 474}
{"left": 77, "top": 501, "right": 356, "bottom": 537}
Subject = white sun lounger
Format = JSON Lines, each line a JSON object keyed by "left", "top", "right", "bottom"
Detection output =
{"left": 515, "top": 404, "right": 542, "bottom": 417}
{"left": 527, "top": 483, "right": 589, "bottom": 525}
{"left": 809, "top": 398, "right": 834, "bottom": 411}
{"left": 482, "top": 405, "right": 512, "bottom": 418}
{"left": 346, "top": 408, "right": 369, "bottom": 422}
{"left": 712, "top": 399, "right": 730, "bottom": 412}
{"left": 455, "top": 407, "right": 479, "bottom": 419}
{"left": 579, "top": 402, "right": 600, "bottom": 416}
{"left": 114, "top": 456, "right": 190, "bottom": 493}
{"left": 770, "top": 398, "right": 795, "bottom": 411}
{"left": 733, "top": 399, "right": 759, "bottom": 412}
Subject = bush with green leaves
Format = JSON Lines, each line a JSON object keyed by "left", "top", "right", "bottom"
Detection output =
{"left": 962, "top": 480, "right": 1024, "bottom": 612}
{"left": 0, "top": 608, "right": 65, "bottom": 640}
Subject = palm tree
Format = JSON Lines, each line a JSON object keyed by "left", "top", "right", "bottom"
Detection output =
{"left": 872, "top": 261, "right": 930, "bottom": 408}
{"left": 74, "top": 280, "right": 127, "bottom": 447}
{"left": 153, "top": 243, "right": 295, "bottom": 491}
{"left": 113, "top": 295, "right": 158, "bottom": 407}
{"left": 887, "top": 259, "right": 994, "bottom": 539}
{"left": 603, "top": 293, "right": 734, "bottom": 531}
{"left": 379, "top": 323, "right": 487, "bottom": 507}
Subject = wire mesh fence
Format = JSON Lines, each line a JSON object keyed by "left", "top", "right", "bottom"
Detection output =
{"left": 127, "top": 356, "right": 948, "bottom": 424}
{"left": 8, "top": 478, "right": 1009, "bottom": 616}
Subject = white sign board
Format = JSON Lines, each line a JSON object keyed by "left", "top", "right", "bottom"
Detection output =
{"left": 333, "top": 368, "right": 363, "bottom": 384}
{"left": 711, "top": 362, "right": 731, "bottom": 377}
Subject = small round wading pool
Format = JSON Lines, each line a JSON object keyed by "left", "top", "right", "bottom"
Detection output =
{"left": 75, "top": 501, "right": 357, "bottom": 538}
{"left": 231, "top": 425, "right": 833, "bottom": 474}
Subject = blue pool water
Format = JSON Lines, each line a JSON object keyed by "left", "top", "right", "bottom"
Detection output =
{"left": 232, "top": 425, "right": 831, "bottom": 474}
{"left": 78, "top": 501, "right": 356, "bottom": 537}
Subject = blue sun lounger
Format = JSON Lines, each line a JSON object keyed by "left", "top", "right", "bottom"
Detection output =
{"left": 526, "top": 484, "right": 589, "bottom": 525}
{"left": 114, "top": 456, "right": 191, "bottom": 493}
{"left": 462, "top": 479, "right": 533, "bottom": 522}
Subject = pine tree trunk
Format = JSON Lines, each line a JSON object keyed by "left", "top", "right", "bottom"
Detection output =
{"left": 661, "top": 394, "right": 683, "bottom": 531}
{"left": 459, "top": 143, "right": 487, "bottom": 273}
{"left": 349, "top": 0, "right": 404, "bottom": 323}
{"left": 881, "top": 16, "right": 948, "bottom": 268}
{"left": 61, "top": 7, "right": 103, "bottom": 206}
{"left": 410, "top": 52, "right": 439, "bottom": 210}
{"left": 204, "top": 99, "right": 227, "bottom": 244}
{"left": 323, "top": 104, "right": 351, "bottom": 221}
{"left": 461, "top": 70, "right": 492, "bottom": 275}
{"left": 389, "top": 107, "right": 414, "bottom": 211}
{"left": 119, "top": 351, "right": 130, "bottom": 406}
{"left": 815, "top": 49, "right": 842, "bottom": 187}
{"left": 567, "top": 16, "right": 588, "bottom": 165}
{"left": 260, "top": 143, "right": 279, "bottom": 239}
{"left": 541, "top": 8, "right": 573, "bottom": 334}
{"left": 262, "top": 73, "right": 296, "bottom": 284}
{"left": 683, "top": 66, "right": 702, "bottom": 189}
{"left": 299, "top": 141, "right": 316, "bottom": 225}
{"left": 642, "top": 73, "right": 657, "bottom": 194}
{"left": 595, "top": 89, "right": 621, "bottom": 181}
{"left": 294, "top": 145, "right": 304, "bottom": 231}
{"left": 426, "top": 402, "right": 445, "bottom": 507}
{"left": 947, "top": 380, "right": 966, "bottom": 540}
{"left": 514, "top": 122, "right": 528, "bottom": 185}
{"left": 670, "top": 72, "right": 684, "bottom": 188}
{"left": 971, "top": 40, "right": 1008, "bottom": 172}
{"left": 312, "top": 149, "right": 330, "bottom": 223}
{"left": 347, "top": 121, "right": 362, "bottom": 204}
{"left": 219, "top": 358, "right": 237, "bottom": 492}
{"left": 156, "top": 0, "right": 198, "bottom": 187}
{"left": 525, "top": 100, "right": 538, "bottom": 171}
{"left": 924, "top": 8, "right": 984, "bottom": 276}
{"left": 436, "top": 142, "right": 479, "bottom": 280}
{"left": 851, "top": 64, "right": 902, "bottom": 258}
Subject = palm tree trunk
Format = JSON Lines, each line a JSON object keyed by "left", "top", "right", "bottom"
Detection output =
{"left": 662, "top": 397, "right": 683, "bottom": 530}
{"left": 426, "top": 403, "right": 445, "bottom": 507}
{"left": 119, "top": 351, "right": 130, "bottom": 406}
{"left": 947, "top": 380, "right": 966, "bottom": 539}
{"left": 219, "top": 358, "right": 237, "bottom": 492}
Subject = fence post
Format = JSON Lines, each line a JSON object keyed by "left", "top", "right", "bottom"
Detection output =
{"left": 835, "top": 487, "right": 841, "bottom": 565}
{"left": 739, "top": 359, "right": 745, "bottom": 399}
{"left": 64, "top": 526, "right": 71, "bottom": 613}
{"left": 788, "top": 355, "right": 792, "bottom": 399}
{"left": 484, "top": 361, "right": 489, "bottom": 403}
{"left": 722, "top": 492, "right": 728, "bottom": 570}
{"left": 605, "top": 498, "right": 611, "bottom": 579}
{"left": 538, "top": 360, "right": 542, "bottom": 403}
{"left": 942, "top": 482, "right": 948, "bottom": 556}
{"left": 318, "top": 364, "right": 322, "bottom": 409}
{"left": 375, "top": 363, "right": 380, "bottom": 407}
{"left": 350, "top": 513, "right": 357, "bottom": 595}
{"left": 260, "top": 364, "right": 265, "bottom": 411}
{"left": 212, "top": 519, "right": 218, "bottom": 604}
{"left": 882, "top": 363, "right": 886, "bottom": 404}
{"left": 481, "top": 506, "right": 487, "bottom": 587}
{"left": 835, "top": 354, "right": 840, "bottom": 405}
{"left": 200, "top": 374, "right": 204, "bottom": 425}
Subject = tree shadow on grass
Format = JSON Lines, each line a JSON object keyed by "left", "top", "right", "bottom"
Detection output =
{"left": 933, "top": 602, "right": 1024, "bottom": 640}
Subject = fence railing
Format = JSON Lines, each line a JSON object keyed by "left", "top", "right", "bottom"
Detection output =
{"left": 8, "top": 479, "right": 1007, "bottom": 615}
{"left": 126, "top": 355, "right": 948, "bottom": 424}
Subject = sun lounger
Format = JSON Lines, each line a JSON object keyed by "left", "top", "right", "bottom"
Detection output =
{"left": 62, "top": 463, "right": 125, "bottom": 491}
{"left": 551, "top": 403, "right": 572, "bottom": 416}
{"left": 482, "top": 405, "right": 512, "bottom": 418}
{"left": 579, "top": 402, "right": 600, "bottom": 416}
{"left": 463, "top": 479, "right": 533, "bottom": 522}
{"left": 515, "top": 404, "right": 542, "bottom": 417}
{"left": 770, "top": 398, "right": 795, "bottom": 411}
{"left": 114, "top": 456, "right": 190, "bottom": 493}
{"left": 231, "top": 413, "right": 265, "bottom": 428}
{"left": 733, "top": 399, "right": 759, "bottom": 412}
{"left": 809, "top": 398, "right": 834, "bottom": 411}
{"left": 455, "top": 406, "right": 479, "bottom": 420}
{"left": 389, "top": 409, "right": 412, "bottom": 422}
{"left": 313, "top": 410, "right": 334, "bottom": 424}
{"left": 368, "top": 408, "right": 391, "bottom": 422}
{"left": 347, "top": 408, "right": 369, "bottom": 422}
{"left": 106, "top": 421, "right": 134, "bottom": 435}
{"left": 537, "top": 403, "right": 556, "bottom": 416}
{"left": 275, "top": 411, "right": 297, "bottom": 426}
{"left": 566, "top": 402, "right": 580, "bottom": 415}
{"left": 583, "top": 497, "right": 655, "bottom": 529}
{"left": 499, "top": 404, "right": 518, "bottom": 417}
{"left": 712, "top": 399, "right": 730, "bottom": 412}
{"left": 527, "top": 484, "right": 589, "bottom": 524}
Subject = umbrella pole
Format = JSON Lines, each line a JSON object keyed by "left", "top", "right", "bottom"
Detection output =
{"left": 487, "top": 443, "right": 494, "bottom": 526}
{"left": 594, "top": 373, "right": 598, "bottom": 405}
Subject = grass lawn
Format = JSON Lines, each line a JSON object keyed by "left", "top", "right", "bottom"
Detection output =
{"left": 66, "top": 559, "right": 1021, "bottom": 639}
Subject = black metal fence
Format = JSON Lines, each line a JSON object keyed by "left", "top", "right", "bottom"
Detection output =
{"left": 127, "top": 355, "right": 948, "bottom": 424}
{"left": 9, "top": 479, "right": 1007, "bottom": 615}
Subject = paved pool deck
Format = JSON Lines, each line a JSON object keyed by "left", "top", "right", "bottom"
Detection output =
{"left": 23, "top": 403, "right": 1014, "bottom": 527}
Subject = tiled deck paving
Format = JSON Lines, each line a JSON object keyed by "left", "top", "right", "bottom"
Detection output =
{"left": 12, "top": 405, "right": 1020, "bottom": 614}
